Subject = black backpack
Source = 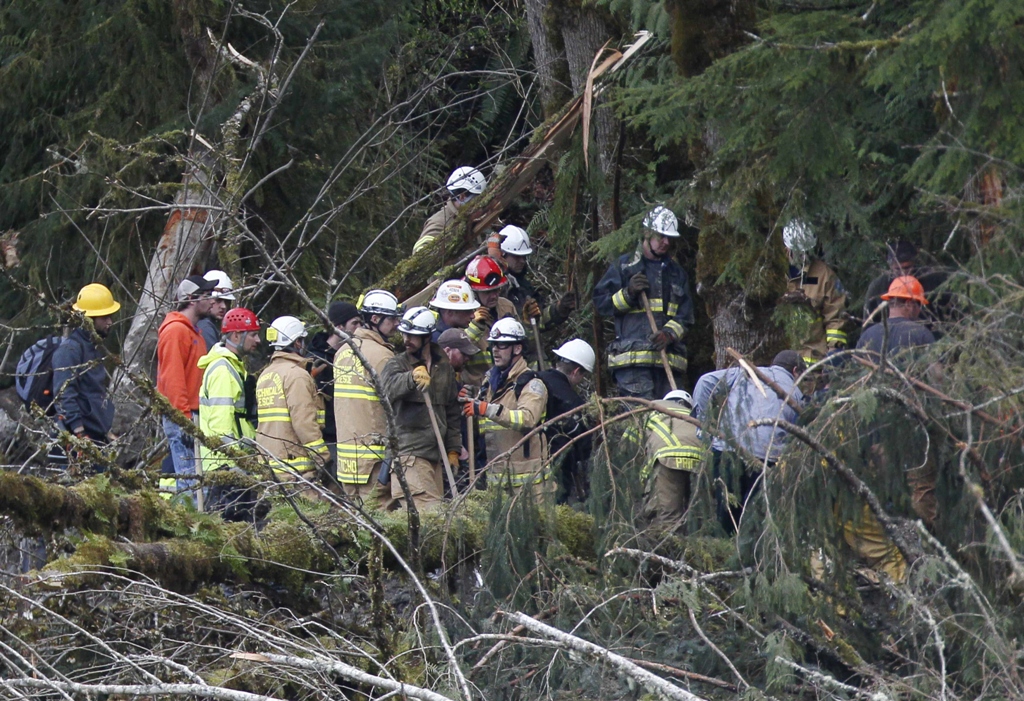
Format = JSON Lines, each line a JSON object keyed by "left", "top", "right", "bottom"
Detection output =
{"left": 15, "top": 336, "right": 63, "bottom": 415}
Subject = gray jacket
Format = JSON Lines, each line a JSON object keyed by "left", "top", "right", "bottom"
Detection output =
{"left": 692, "top": 365, "right": 804, "bottom": 462}
{"left": 380, "top": 344, "right": 461, "bottom": 462}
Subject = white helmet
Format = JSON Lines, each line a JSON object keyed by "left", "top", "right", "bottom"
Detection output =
{"left": 398, "top": 306, "right": 437, "bottom": 335}
{"left": 204, "top": 270, "right": 236, "bottom": 300}
{"left": 783, "top": 219, "right": 817, "bottom": 253}
{"left": 359, "top": 289, "right": 401, "bottom": 317}
{"left": 663, "top": 389, "right": 694, "bottom": 407}
{"left": 446, "top": 166, "right": 487, "bottom": 195}
{"left": 267, "top": 316, "right": 307, "bottom": 349}
{"left": 430, "top": 280, "right": 480, "bottom": 311}
{"left": 499, "top": 225, "right": 533, "bottom": 255}
{"left": 552, "top": 339, "right": 595, "bottom": 373}
{"left": 488, "top": 317, "right": 527, "bottom": 343}
{"left": 643, "top": 206, "right": 680, "bottom": 238}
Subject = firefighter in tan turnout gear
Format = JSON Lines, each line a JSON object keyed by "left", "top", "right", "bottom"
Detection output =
{"left": 332, "top": 290, "right": 401, "bottom": 507}
{"left": 463, "top": 254, "right": 520, "bottom": 388}
{"left": 462, "top": 318, "right": 551, "bottom": 498}
{"left": 625, "top": 389, "right": 705, "bottom": 528}
{"left": 780, "top": 219, "right": 848, "bottom": 364}
{"left": 255, "top": 316, "right": 330, "bottom": 497}
{"left": 412, "top": 166, "right": 487, "bottom": 254}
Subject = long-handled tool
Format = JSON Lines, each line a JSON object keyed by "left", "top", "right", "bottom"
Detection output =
{"left": 530, "top": 317, "right": 547, "bottom": 371}
{"left": 640, "top": 291, "right": 678, "bottom": 391}
{"left": 423, "top": 389, "right": 459, "bottom": 496}
{"left": 464, "top": 385, "right": 479, "bottom": 485}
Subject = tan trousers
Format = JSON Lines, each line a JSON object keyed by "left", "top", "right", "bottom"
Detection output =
{"left": 642, "top": 465, "right": 690, "bottom": 527}
{"left": 841, "top": 504, "right": 907, "bottom": 583}
{"left": 342, "top": 461, "right": 394, "bottom": 510}
{"left": 391, "top": 455, "right": 444, "bottom": 511}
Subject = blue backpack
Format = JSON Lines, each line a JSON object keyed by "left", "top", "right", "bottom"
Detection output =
{"left": 15, "top": 336, "right": 63, "bottom": 415}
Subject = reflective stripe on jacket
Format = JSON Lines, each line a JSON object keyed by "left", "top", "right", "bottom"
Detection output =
{"left": 333, "top": 328, "right": 394, "bottom": 484}
{"left": 624, "top": 400, "right": 704, "bottom": 480}
{"left": 256, "top": 351, "right": 328, "bottom": 474}
{"left": 412, "top": 200, "right": 459, "bottom": 254}
{"left": 786, "top": 257, "right": 847, "bottom": 361}
{"left": 197, "top": 344, "right": 255, "bottom": 474}
{"left": 593, "top": 249, "right": 695, "bottom": 372}
{"left": 462, "top": 296, "right": 518, "bottom": 389}
{"left": 483, "top": 356, "right": 548, "bottom": 486}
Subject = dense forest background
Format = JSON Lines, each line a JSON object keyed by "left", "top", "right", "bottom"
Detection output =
{"left": 2, "top": 1, "right": 1024, "bottom": 700}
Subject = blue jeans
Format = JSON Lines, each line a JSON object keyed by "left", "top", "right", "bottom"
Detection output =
{"left": 162, "top": 415, "right": 199, "bottom": 499}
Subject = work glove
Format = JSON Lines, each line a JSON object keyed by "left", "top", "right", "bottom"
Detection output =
{"left": 447, "top": 451, "right": 461, "bottom": 469}
{"left": 412, "top": 365, "right": 431, "bottom": 391}
{"left": 554, "top": 292, "right": 577, "bottom": 319}
{"left": 626, "top": 273, "right": 650, "bottom": 300}
{"left": 472, "top": 307, "right": 493, "bottom": 326}
{"left": 462, "top": 399, "right": 501, "bottom": 419}
{"left": 649, "top": 328, "right": 676, "bottom": 351}
{"left": 522, "top": 298, "right": 542, "bottom": 321}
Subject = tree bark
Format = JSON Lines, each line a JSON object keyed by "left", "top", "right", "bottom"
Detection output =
{"left": 700, "top": 282, "right": 785, "bottom": 368}
{"left": 523, "top": 0, "right": 571, "bottom": 119}
{"left": 116, "top": 160, "right": 220, "bottom": 386}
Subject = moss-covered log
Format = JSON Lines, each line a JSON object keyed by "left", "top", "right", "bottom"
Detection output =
{"left": 22, "top": 475, "right": 597, "bottom": 592}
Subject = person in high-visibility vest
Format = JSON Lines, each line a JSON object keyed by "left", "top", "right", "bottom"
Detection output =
{"left": 256, "top": 316, "right": 330, "bottom": 499}
{"left": 624, "top": 390, "right": 705, "bottom": 528}
{"left": 198, "top": 307, "right": 261, "bottom": 512}
{"left": 333, "top": 290, "right": 401, "bottom": 508}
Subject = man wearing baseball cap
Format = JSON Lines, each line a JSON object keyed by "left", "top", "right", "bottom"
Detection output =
{"left": 437, "top": 327, "right": 481, "bottom": 377}
{"left": 156, "top": 274, "right": 217, "bottom": 498}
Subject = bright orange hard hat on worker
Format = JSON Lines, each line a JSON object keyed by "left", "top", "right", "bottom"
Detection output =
{"left": 880, "top": 275, "right": 928, "bottom": 305}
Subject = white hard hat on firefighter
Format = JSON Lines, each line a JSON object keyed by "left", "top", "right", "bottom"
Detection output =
{"left": 499, "top": 225, "right": 533, "bottom": 255}
{"left": 552, "top": 339, "right": 596, "bottom": 373}
{"left": 643, "top": 205, "right": 680, "bottom": 238}
{"left": 446, "top": 166, "right": 487, "bottom": 195}
{"left": 783, "top": 219, "right": 817, "bottom": 253}
{"left": 398, "top": 306, "right": 437, "bottom": 335}
{"left": 266, "top": 316, "right": 307, "bottom": 349}
{"left": 663, "top": 389, "right": 694, "bottom": 407}
{"left": 488, "top": 317, "right": 527, "bottom": 343}
{"left": 358, "top": 289, "right": 401, "bottom": 317}
{"left": 430, "top": 280, "right": 480, "bottom": 311}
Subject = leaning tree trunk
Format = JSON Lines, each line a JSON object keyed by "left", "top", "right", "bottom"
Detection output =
{"left": 116, "top": 159, "right": 220, "bottom": 388}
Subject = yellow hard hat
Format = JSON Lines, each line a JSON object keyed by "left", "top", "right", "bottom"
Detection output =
{"left": 72, "top": 283, "right": 121, "bottom": 317}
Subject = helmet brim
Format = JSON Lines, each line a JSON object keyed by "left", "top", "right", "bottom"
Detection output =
{"left": 74, "top": 300, "right": 122, "bottom": 317}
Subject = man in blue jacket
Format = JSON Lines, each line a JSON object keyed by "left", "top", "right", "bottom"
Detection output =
{"left": 52, "top": 283, "right": 120, "bottom": 465}
{"left": 594, "top": 206, "right": 695, "bottom": 398}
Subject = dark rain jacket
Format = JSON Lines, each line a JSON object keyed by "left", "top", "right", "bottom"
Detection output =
{"left": 380, "top": 343, "right": 461, "bottom": 462}
{"left": 593, "top": 249, "right": 695, "bottom": 372}
{"left": 52, "top": 328, "right": 114, "bottom": 439}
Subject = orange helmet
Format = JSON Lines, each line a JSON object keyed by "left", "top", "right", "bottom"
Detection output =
{"left": 881, "top": 275, "right": 928, "bottom": 304}
{"left": 464, "top": 255, "right": 507, "bottom": 291}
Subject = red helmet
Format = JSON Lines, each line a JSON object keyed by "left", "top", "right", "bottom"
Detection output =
{"left": 221, "top": 307, "right": 260, "bottom": 333}
{"left": 464, "top": 255, "right": 507, "bottom": 291}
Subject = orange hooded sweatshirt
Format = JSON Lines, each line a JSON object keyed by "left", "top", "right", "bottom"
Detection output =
{"left": 157, "top": 311, "right": 207, "bottom": 413}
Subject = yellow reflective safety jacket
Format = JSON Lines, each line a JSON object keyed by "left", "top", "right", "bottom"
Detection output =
{"left": 786, "top": 257, "right": 847, "bottom": 362}
{"left": 625, "top": 400, "right": 705, "bottom": 480}
{"left": 333, "top": 327, "right": 395, "bottom": 484}
{"left": 255, "top": 350, "right": 328, "bottom": 474}
{"left": 197, "top": 343, "right": 255, "bottom": 474}
{"left": 482, "top": 356, "right": 548, "bottom": 488}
